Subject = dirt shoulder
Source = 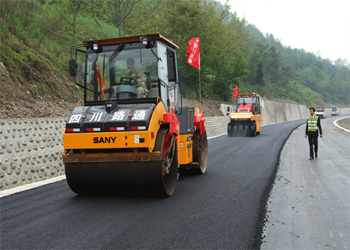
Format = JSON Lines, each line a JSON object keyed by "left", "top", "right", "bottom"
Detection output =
{"left": 0, "top": 59, "right": 80, "bottom": 119}
{"left": 336, "top": 117, "right": 350, "bottom": 130}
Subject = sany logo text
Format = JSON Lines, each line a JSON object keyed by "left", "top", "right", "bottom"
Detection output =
{"left": 93, "top": 137, "right": 117, "bottom": 143}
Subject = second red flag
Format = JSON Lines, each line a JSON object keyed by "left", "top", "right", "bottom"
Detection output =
{"left": 232, "top": 86, "right": 239, "bottom": 98}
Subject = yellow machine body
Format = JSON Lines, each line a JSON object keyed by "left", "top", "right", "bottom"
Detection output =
{"left": 63, "top": 101, "right": 166, "bottom": 153}
{"left": 178, "top": 133, "right": 194, "bottom": 165}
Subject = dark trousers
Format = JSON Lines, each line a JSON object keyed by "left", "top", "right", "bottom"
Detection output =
{"left": 308, "top": 131, "right": 318, "bottom": 158}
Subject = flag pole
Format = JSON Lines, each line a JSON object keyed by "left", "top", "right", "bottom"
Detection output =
{"left": 199, "top": 69, "right": 201, "bottom": 103}
{"left": 199, "top": 52, "right": 201, "bottom": 103}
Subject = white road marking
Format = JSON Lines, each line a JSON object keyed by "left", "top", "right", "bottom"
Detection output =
{"left": 0, "top": 175, "right": 66, "bottom": 198}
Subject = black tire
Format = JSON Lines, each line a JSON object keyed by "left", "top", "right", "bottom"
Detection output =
{"left": 245, "top": 124, "right": 250, "bottom": 137}
{"left": 238, "top": 125, "right": 244, "bottom": 136}
{"left": 232, "top": 125, "right": 238, "bottom": 137}
{"left": 251, "top": 124, "right": 256, "bottom": 137}
{"left": 197, "top": 130, "right": 208, "bottom": 174}
{"left": 180, "top": 130, "right": 208, "bottom": 175}
{"left": 228, "top": 124, "right": 233, "bottom": 137}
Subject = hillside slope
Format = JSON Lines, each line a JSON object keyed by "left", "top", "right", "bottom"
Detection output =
{"left": 0, "top": 60, "right": 80, "bottom": 119}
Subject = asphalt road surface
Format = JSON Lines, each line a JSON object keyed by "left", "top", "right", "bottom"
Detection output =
{"left": 1, "top": 118, "right": 339, "bottom": 250}
{"left": 262, "top": 116, "right": 350, "bottom": 249}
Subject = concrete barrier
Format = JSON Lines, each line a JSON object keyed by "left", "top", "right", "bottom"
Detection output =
{"left": 338, "top": 108, "right": 350, "bottom": 115}
{"left": 219, "top": 104, "right": 236, "bottom": 117}
{"left": 0, "top": 101, "right": 349, "bottom": 191}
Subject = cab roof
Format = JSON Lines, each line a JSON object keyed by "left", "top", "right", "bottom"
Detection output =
{"left": 83, "top": 33, "right": 180, "bottom": 50}
{"left": 238, "top": 94, "right": 260, "bottom": 98}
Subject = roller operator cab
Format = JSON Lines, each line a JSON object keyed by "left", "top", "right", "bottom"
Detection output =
{"left": 64, "top": 34, "right": 208, "bottom": 196}
{"left": 227, "top": 94, "right": 263, "bottom": 137}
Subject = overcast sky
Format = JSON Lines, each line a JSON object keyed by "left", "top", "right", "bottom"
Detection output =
{"left": 218, "top": 0, "right": 350, "bottom": 64}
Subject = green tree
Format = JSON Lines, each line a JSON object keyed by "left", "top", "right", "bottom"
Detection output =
{"left": 247, "top": 48, "right": 262, "bottom": 85}
{"left": 103, "top": 0, "right": 142, "bottom": 37}
{"left": 48, "top": 0, "right": 88, "bottom": 45}
{"left": 231, "top": 51, "right": 249, "bottom": 87}
{"left": 123, "top": 0, "right": 163, "bottom": 35}
{"left": 152, "top": 0, "right": 250, "bottom": 100}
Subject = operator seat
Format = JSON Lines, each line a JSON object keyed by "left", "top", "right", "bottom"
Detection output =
{"left": 116, "top": 85, "right": 137, "bottom": 99}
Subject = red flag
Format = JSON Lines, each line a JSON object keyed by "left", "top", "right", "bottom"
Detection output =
{"left": 232, "top": 86, "right": 239, "bottom": 98}
{"left": 186, "top": 38, "right": 200, "bottom": 70}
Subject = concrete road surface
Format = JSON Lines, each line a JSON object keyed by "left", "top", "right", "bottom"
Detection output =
{"left": 262, "top": 117, "right": 350, "bottom": 249}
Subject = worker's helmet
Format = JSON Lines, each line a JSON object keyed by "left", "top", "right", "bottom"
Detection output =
{"left": 127, "top": 57, "right": 135, "bottom": 66}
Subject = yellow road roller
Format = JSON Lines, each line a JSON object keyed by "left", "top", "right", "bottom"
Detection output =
{"left": 227, "top": 94, "right": 263, "bottom": 137}
{"left": 63, "top": 34, "right": 208, "bottom": 196}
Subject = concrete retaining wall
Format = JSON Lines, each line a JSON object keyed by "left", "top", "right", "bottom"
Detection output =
{"left": 0, "top": 118, "right": 66, "bottom": 190}
{"left": 204, "top": 117, "right": 228, "bottom": 139}
{"left": 261, "top": 101, "right": 309, "bottom": 125}
{"left": 0, "top": 102, "right": 349, "bottom": 191}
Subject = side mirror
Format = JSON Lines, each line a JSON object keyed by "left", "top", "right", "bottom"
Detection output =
{"left": 69, "top": 59, "right": 78, "bottom": 76}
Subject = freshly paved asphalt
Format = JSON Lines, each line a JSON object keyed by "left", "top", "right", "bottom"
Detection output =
{"left": 0, "top": 119, "right": 319, "bottom": 250}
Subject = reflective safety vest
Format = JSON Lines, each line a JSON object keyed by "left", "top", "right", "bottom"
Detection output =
{"left": 307, "top": 116, "right": 319, "bottom": 131}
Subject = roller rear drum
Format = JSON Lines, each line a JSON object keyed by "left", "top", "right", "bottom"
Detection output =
{"left": 64, "top": 129, "right": 178, "bottom": 196}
